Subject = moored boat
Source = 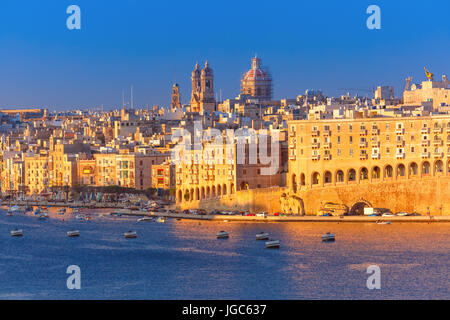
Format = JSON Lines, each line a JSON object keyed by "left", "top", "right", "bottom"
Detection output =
{"left": 256, "top": 232, "right": 270, "bottom": 240}
{"left": 321, "top": 232, "right": 335, "bottom": 242}
{"left": 156, "top": 217, "right": 165, "bottom": 223}
{"left": 216, "top": 231, "right": 229, "bottom": 239}
{"left": 265, "top": 239, "right": 280, "bottom": 248}
{"left": 124, "top": 231, "right": 137, "bottom": 238}
{"left": 10, "top": 229, "right": 23, "bottom": 237}
{"left": 67, "top": 230, "right": 80, "bottom": 237}
{"left": 137, "top": 217, "right": 153, "bottom": 222}
{"left": 57, "top": 208, "right": 66, "bottom": 215}
{"left": 376, "top": 220, "right": 391, "bottom": 225}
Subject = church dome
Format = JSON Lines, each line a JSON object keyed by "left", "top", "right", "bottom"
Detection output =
{"left": 243, "top": 57, "right": 269, "bottom": 81}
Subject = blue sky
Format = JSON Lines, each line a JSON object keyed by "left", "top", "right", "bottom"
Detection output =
{"left": 0, "top": 0, "right": 449, "bottom": 110}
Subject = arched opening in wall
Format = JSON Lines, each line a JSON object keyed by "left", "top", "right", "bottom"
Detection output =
{"left": 384, "top": 165, "right": 393, "bottom": 179}
{"left": 312, "top": 172, "right": 320, "bottom": 186}
{"left": 184, "top": 190, "right": 190, "bottom": 202}
{"left": 422, "top": 161, "right": 431, "bottom": 176}
{"left": 336, "top": 170, "right": 344, "bottom": 183}
{"left": 217, "top": 185, "right": 222, "bottom": 197}
{"left": 190, "top": 188, "right": 194, "bottom": 201}
{"left": 206, "top": 186, "right": 211, "bottom": 198}
{"left": 349, "top": 200, "right": 372, "bottom": 216}
{"left": 348, "top": 169, "right": 356, "bottom": 182}
{"left": 434, "top": 160, "right": 444, "bottom": 175}
{"left": 230, "top": 183, "right": 235, "bottom": 194}
{"left": 195, "top": 188, "right": 200, "bottom": 201}
{"left": 223, "top": 184, "right": 227, "bottom": 195}
{"left": 372, "top": 166, "right": 381, "bottom": 179}
{"left": 240, "top": 181, "right": 249, "bottom": 190}
{"left": 409, "top": 162, "right": 418, "bottom": 177}
{"left": 359, "top": 167, "right": 369, "bottom": 181}
{"left": 212, "top": 186, "right": 216, "bottom": 197}
{"left": 300, "top": 173, "right": 306, "bottom": 186}
{"left": 201, "top": 187, "right": 205, "bottom": 200}
{"left": 448, "top": 160, "right": 450, "bottom": 174}
{"left": 177, "top": 190, "right": 182, "bottom": 203}
{"left": 324, "top": 171, "right": 332, "bottom": 184}
{"left": 292, "top": 174, "right": 297, "bottom": 193}
{"left": 396, "top": 164, "right": 406, "bottom": 178}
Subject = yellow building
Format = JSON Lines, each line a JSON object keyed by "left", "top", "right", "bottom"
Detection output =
{"left": 94, "top": 153, "right": 117, "bottom": 186}
{"left": 287, "top": 115, "right": 450, "bottom": 193}
{"left": 24, "top": 153, "right": 49, "bottom": 194}
{"left": 404, "top": 77, "right": 450, "bottom": 110}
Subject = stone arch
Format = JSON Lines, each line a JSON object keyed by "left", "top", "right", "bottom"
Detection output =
{"left": 212, "top": 185, "right": 216, "bottom": 197}
{"left": 184, "top": 190, "right": 190, "bottom": 202}
{"left": 396, "top": 163, "right": 406, "bottom": 178}
{"left": 222, "top": 184, "right": 227, "bottom": 195}
{"left": 240, "top": 181, "right": 249, "bottom": 190}
{"left": 384, "top": 165, "right": 393, "bottom": 178}
{"left": 206, "top": 186, "right": 211, "bottom": 198}
{"left": 217, "top": 185, "right": 222, "bottom": 197}
{"left": 195, "top": 187, "right": 200, "bottom": 201}
{"left": 230, "top": 183, "right": 235, "bottom": 194}
{"left": 434, "top": 160, "right": 444, "bottom": 175}
{"left": 349, "top": 199, "right": 373, "bottom": 216}
{"left": 422, "top": 161, "right": 431, "bottom": 175}
{"left": 372, "top": 166, "right": 381, "bottom": 179}
{"left": 324, "top": 171, "right": 332, "bottom": 184}
{"left": 190, "top": 188, "right": 194, "bottom": 201}
{"left": 292, "top": 174, "right": 297, "bottom": 193}
{"left": 348, "top": 168, "right": 356, "bottom": 182}
{"left": 409, "top": 162, "right": 418, "bottom": 177}
{"left": 359, "top": 167, "right": 369, "bottom": 181}
{"left": 312, "top": 172, "right": 320, "bottom": 186}
{"left": 300, "top": 173, "right": 306, "bottom": 186}
{"left": 200, "top": 187, "right": 205, "bottom": 200}
{"left": 336, "top": 170, "right": 344, "bottom": 183}
{"left": 177, "top": 190, "right": 182, "bottom": 203}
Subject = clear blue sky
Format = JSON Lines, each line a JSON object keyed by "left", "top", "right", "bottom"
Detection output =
{"left": 0, "top": 0, "right": 449, "bottom": 110}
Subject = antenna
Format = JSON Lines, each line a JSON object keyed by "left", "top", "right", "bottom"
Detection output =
{"left": 122, "top": 90, "right": 125, "bottom": 108}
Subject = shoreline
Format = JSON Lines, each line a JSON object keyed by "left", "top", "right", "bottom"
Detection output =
{"left": 2, "top": 201, "right": 449, "bottom": 223}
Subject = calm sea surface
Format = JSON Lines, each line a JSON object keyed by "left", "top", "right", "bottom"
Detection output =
{"left": 0, "top": 207, "right": 448, "bottom": 299}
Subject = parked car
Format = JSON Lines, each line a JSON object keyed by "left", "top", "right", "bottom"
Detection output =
{"left": 246, "top": 213, "right": 255, "bottom": 216}
{"left": 256, "top": 212, "right": 267, "bottom": 217}
{"left": 273, "top": 212, "right": 280, "bottom": 216}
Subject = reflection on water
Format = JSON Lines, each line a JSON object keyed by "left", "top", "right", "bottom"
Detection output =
{"left": 0, "top": 207, "right": 448, "bottom": 299}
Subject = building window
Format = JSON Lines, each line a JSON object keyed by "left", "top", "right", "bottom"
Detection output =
{"left": 349, "top": 148, "right": 353, "bottom": 156}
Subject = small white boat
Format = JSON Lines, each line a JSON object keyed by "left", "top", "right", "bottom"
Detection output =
{"left": 216, "top": 231, "right": 229, "bottom": 239}
{"left": 9, "top": 205, "right": 21, "bottom": 212}
{"left": 138, "top": 217, "right": 154, "bottom": 222}
{"left": 57, "top": 208, "right": 66, "bottom": 215}
{"left": 156, "top": 217, "right": 165, "bottom": 223}
{"left": 10, "top": 229, "right": 23, "bottom": 237}
{"left": 396, "top": 212, "right": 408, "bottom": 216}
{"left": 124, "top": 231, "right": 137, "bottom": 238}
{"left": 256, "top": 232, "right": 270, "bottom": 240}
{"left": 75, "top": 214, "right": 85, "bottom": 220}
{"left": 376, "top": 220, "right": 391, "bottom": 225}
{"left": 67, "top": 230, "right": 80, "bottom": 237}
{"left": 321, "top": 232, "right": 335, "bottom": 242}
{"left": 265, "top": 239, "right": 280, "bottom": 248}
{"left": 38, "top": 213, "right": 48, "bottom": 220}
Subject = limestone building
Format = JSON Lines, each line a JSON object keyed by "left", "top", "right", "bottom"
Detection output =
{"left": 241, "top": 56, "right": 272, "bottom": 101}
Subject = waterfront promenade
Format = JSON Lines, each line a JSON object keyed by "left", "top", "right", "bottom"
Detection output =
{"left": 2, "top": 200, "right": 449, "bottom": 223}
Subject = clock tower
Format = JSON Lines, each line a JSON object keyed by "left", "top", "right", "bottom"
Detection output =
{"left": 170, "top": 83, "right": 182, "bottom": 111}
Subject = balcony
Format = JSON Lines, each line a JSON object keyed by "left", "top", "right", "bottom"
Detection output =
{"left": 289, "top": 155, "right": 296, "bottom": 160}
{"left": 371, "top": 140, "right": 380, "bottom": 147}
{"left": 323, "top": 129, "right": 331, "bottom": 136}
{"left": 311, "top": 130, "right": 320, "bottom": 137}
{"left": 396, "top": 140, "right": 405, "bottom": 147}
{"left": 421, "top": 140, "right": 430, "bottom": 146}
{"left": 228, "top": 175, "right": 234, "bottom": 181}
{"left": 396, "top": 153, "right": 405, "bottom": 159}
{"left": 395, "top": 128, "right": 405, "bottom": 134}
{"left": 371, "top": 128, "right": 379, "bottom": 135}
{"left": 289, "top": 143, "right": 296, "bottom": 149}
{"left": 360, "top": 153, "right": 368, "bottom": 160}
{"left": 289, "top": 131, "right": 296, "bottom": 137}
{"left": 434, "top": 152, "right": 443, "bottom": 158}
{"left": 433, "top": 127, "right": 442, "bottom": 134}
{"left": 421, "top": 127, "right": 429, "bottom": 134}
{"left": 312, "top": 154, "right": 320, "bottom": 161}
{"left": 323, "top": 154, "right": 331, "bottom": 160}
{"left": 421, "top": 152, "right": 430, "bottom": 158}
{"left": 311, "top": 142, "right": 320, "bottom": 149}
{"left": 359, "top": 142, "right": 368, "bottom": 148}
{"left": 447, "top": 127, "right": 450, "bottom": 133}
{"left": 433, "top": 139, "right": 443, "bottom": 146}
{"left": 359, "top": 129, "right": 368, "bottom": 135}
{"left": 323, "top": 142, "right": 331, "bottom": 149}
{"left": 371, "top": 153, "right": 380, "bottom": 159}
{"left": 447, "top": 139, "right": 450, "bottom": 146}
